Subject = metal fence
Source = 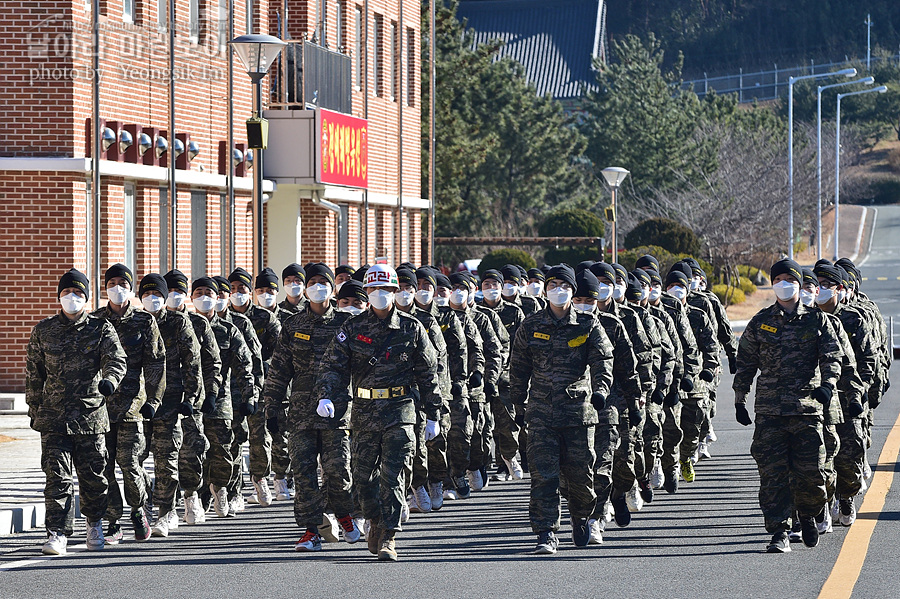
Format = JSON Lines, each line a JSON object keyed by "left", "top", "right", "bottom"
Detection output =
{"left": 273, "top": 41, "right": 353, "bottom": 114}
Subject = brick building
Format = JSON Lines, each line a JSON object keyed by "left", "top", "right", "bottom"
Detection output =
{"left": 0, "top": 0, "right": 427, "bottom": 392}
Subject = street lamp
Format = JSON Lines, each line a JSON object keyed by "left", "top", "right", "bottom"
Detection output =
{"left": 600, "top": 167, "right": 630, "bottom": 260}
{"left": 787, "top": 67, "right": 856, "bottom": 259}
{"left": 834, "top": 85, "right": 887, "bottom": 260}
{"left": 230, "top": 33, "right": 286, "bottom": 272}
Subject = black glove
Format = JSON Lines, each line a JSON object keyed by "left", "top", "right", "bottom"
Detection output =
{"left": 663, "top": 389, "right": 680, "bottom": 407}
{"left": 680, "top": 378, "right": 694, "bottom": 392}
{"left": 239, "top": 402, "right": 257, "bottom": 417}
{"left": 811, "top": 386, "right": 833, "bottom": 405}
{"left": 883, "top": 379, "right": 891, "bottom": 393}
{"left": 650, "top": 388, "right": 665, "bottom": 405}
{"left": 628, "top": 407, "right": 642, "bottom": 426}
{"left": 200, "top": 393, "right": 217, "bottom": 415}
{"left": 266, "top": 416, "right": 280, "bottom": 434}
{"left": 735, "top": 404, "right": 753, "bottom": 426}
{"left": 139, "top": 403, "right": 156, "bottom": 420}
{"left": 98, "top": 379, "right": 116, "bottom": 397}
{"left": 178, "top": 401, "right": 194, "bottom": 416}
{"left": 866, "top": 392, "right": 880, "bottom": 410}
{"left": 450, "top": 381, "right": 464, "bottom": 397}
{"left": 484, "top": 380, "right": 497, "bottom": 397}
{"left": 590, "top": 391, "right": 606, "bottom": 411}
{"left": 468, "top": 371, "right": 483, "bottom": 388}
{"left": 699, "top": 370, "right": 714, "bottom": 383}
{"left": 728, "top": 355, "right": 737, "bottom": 375}
{"left": 848, "top": 401, "right": 865, "bottom": 418}
{"left": 514, "top": 409, "right": 525, "bottom": 427}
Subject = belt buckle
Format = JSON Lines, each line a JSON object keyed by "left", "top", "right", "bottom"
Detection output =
{"left": 373, "top": 388, "right": 389, "bottom": 399}
{"left": 391, "top": 386, "right": 405, "bottom": 397}
{"left": 358, "top": 388, "right": 371, "bottom": 399}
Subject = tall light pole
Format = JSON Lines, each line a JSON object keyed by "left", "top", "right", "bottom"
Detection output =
{"left": 834, "top": 85, "right": 887, "bottom": 260}
{"left": 816, "top": 77, "right": 873, "bottom": 259}
{"left": 601, "top": 167, "right": 629, "bottom": 260}
{"left": 230, "top": 34, "right": 286, "bottom": 272}
{"left": 787, "top": 68, "right": 856, "bottom": 259}
{"left": 865, "top": 14, "right": 873, "bottom": 71}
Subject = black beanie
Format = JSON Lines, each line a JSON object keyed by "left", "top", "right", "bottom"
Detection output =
{"left": 813, "top": 264, "right": 842, "bottom": 287}
{"left": 164, "top": 269, "right": 189, "bottom": 294}
{"left": 836, "top": 266, "right": 851, "bottom": 289}
{"left": 814, "top": 259, "right": 833, "bottom": 269}
{"left": 397, "top": 268, "right": 418, "bottom": 289}
{"left": 625, "top": 273, "right": 644, "bottom": 301}
{"left": 835, "top": 258, "right": 860, "bottom": 286}
{"left": 482, "top": 269, "right": 503, "bottom": 284}
{"left": 352, "top": 265, "right": 369, "bottom": 282}
{"left": 574, "top": 269, "right": 600, "bottom": 299}
{"left": 546, "top": 264, "right": 576, "bottom": 290}
{"left": 670, "top": 262, "right": 693, "bottom": 280}
{"left": 415, "top": 267, "right": 437, "bottom": 289}
{"left": 399, "top": 262, "right": 417, "bottom": 271}
{"left": 527, "top": 268, "right": 545, "bottom": 282}
{"left": 448, "top": 272, "right": 468, "bottom": 287}
{"left": 104, "top": 263, "right": 134, "bottom": 289}
{"left": 575, "top": 260, "right": 594, "bottom": 275}
{"left": 192, "top": 277, "right": 219, "bottom": 293}
{"left": 282, "top": 263, "right": 306, "bottom": 283}
{"left": 630, "top": 269, "right": 651, "bottom": 287}
{"left": 500, "top": 265, "right": 522, "bottom": 284}
{"left": 337, "top": 279, "right": 368, "bottom": 302}
{"left": 212, "top": 275, "right": 231, "bottom": 294}
{"left": 255, "top": 267, "right": 279, "bottom": 291}
{"left": 138, "top": 273, "right": 167, "bottom": 298}
{"left": 434, "top": 272, "right": 452, "bottom": 289}
{"left": 335, "top": 265, "right": 356, "bottom": 277}
{"left": 770, "top": 258, "right": 802, "bottom": 283}
{"left": 611, "top": 263, "right": 627, "bottom": 282}
{"left": 589, "top": 262, "right": 616, "bottom": 284}
{"left": 59, "top": 268, "right": 90, "bottom": 298}
{"left": 228, "top": 267, "right": 253, "bottom": 289}
{"left": 647, "top": 269, "right": 662, "bottom": 286}
{"left": 635, "top": 254, "right": 660, "bottom": 271}
{"left": 801, "top": 268, "right": 818, "bottom": 287}
{"left": 665, "top": 270, "right": 689, "bottom": 288}
{"left": 540, "top": 264, "right": 552, "bottom": 275}
{"left": 305, "top": 263, "right": 335, "bottom": 287}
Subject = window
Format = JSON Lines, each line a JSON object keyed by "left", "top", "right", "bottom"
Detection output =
{"left": 354, "top": 7, "right": 362, "bottom": 89}
{"left": 158, "top": 0, "right": 167, "bottom": 31}
{"left": 373, "top": 15, "right": 383, "bottom": 97}
{"left": 191, "top": 190, "right": 208, "bottom": 277}
{"left": 335, "top": 1, "right": 343, "bottom": 49}
{"left": 406, "top": 27, "right": 415, "bottom": 106}
{"left": 124, "top": 0, "right": 135, "bottom": 23}
{"left": 218, "top": 0, "right": 229, "bottom": 52}
{"left": 189, "top": 0, "right": 200, "bottom": 42}
{"left": 124, "top": 183, "right": 137, "bottom": 274}
{"left": 390, "top": 21, "right": 397, "bottom": 101}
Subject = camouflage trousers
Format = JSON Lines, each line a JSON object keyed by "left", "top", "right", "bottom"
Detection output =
{"left": 679, "top": 396, "right": 709, "bottom": 464}
{"left": 104, "top": 421, "right": 148, "bottom": 521}
{"left": 468, "top": 400, "right": 491, "bottom": 471}
{"left": 42, "top": 432, "right": 108, "bottom": 536}
{"left": 426, "top": 410, "right": 451, "bottom": 483}
{"left": 642, "top": 402, "right": 665, "bottom": 481}
{"left": 661, "top": 402, "right": 683, "bottom": 472}
{"left": 823, "top": 424, "right": 840, "bottom": 503}
{"left": 491, "top": 387, "right": 519, "bottom": 460}
{"left": 404, "top": 410, "right": 428, "bottom": 493}
{"left": 179, "top": 413, "right": 209, "bottom": 495}
{"left": 228, "top": 416, "right": 250, "bottom": 497}
{"left": 148, "top": 418, "right": 183, "bottom": 513}
{"left": 591, "top": 406, "right": 619, "bottom": 518}
{"left": 289, "top": 428, "right": 355, "bottom": 529}
{"left": 447, "top": 395, "right": 473, "bottom": 479}
{"left": 835, "top": 418, "right": 866, "bottom": 497}
{"left": 202, "top": 417, "right": 234, "bottom": 490}
{"left": 352, "top": 425, "right": 415, "bottom": 532}
{"left": 246, "top": 407, "right": 291, "bottom": 480}
{"left": 527, "top": 422, "right": 596, "bottom": 533}
{"left": 612, "top": 407, "right": 644, "bottom": 498}
{"left": 750, "top": 415, "right": 826, "bottom": 532}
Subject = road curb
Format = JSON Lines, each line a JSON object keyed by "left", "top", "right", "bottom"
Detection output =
{"left": 1, "top": 496, "right": 80, "bottom": 536}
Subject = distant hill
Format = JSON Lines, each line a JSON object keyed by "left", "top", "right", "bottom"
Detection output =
{"left": 605, "top": 0, "right": 899, "bottom": 78}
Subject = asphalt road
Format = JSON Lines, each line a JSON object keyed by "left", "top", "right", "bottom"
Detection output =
{"left": 1, "top": 208, "right": 898, "bottom": 598}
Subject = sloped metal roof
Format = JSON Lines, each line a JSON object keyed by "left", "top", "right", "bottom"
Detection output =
{"left": 456, "top": 0, "right": 605, "bottom": 100}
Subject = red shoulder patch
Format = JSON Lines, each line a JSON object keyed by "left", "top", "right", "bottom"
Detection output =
{"left": 356, "top": 334, "right": 372, "bottom": 344}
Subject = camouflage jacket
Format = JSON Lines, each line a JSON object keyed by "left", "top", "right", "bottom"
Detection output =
{"left": 701, "top": 289, "right": 739, "bottom": 360}
{"left": 183, "top": 310, "right": 222, "bottom": 405}
{"left": 822, "top": 311, "right": 863, "bottom": 424}
{"left": 505, "top": 293, "right": 541, "bottom": 318}
{"left": 26, "top": 311, "right": 127, "bottom": 434}
{"left": 429, "top": 302, "right": 469, "bottom": 395}
{"left": 476, "top": 298, "right": 524, "bottom": 385}
{"left": 263, "top": 305, "right": 352, "bottom": 429}
{"left": 463, "top": 306, "right": 504, "bottom": 401}
{"left": 852, "top": 294, "right": 890, "bottom": 403}
{"left": 153, "top": 307, "right": 202, "bottom": 419}
{"left": 404, "top": 304, "right": 450, "bottom": 403}
{"left": 208, "top": 313, "right": 257, "bottom": 420}
{"left": 316, "top": 307, "right": 442, "bottom": 430}
{"left": 734, "top": 302, "right": 842, "bottom": 417}
{"left": 449, "top": 306, "right": 485, "bottom": 391}
{"left": 509, "top": 305, "right": 615, "bottom": 427}
{"left": 649, "top": 303, "right": 684, "bottom": 390}
{"left": 635, "top": 303, "right": 676, "bottom": 394}
{"left": 220, "top": 310, "right": 265, "bottom": 404}
{"left": 602, "top": 302, "right": 654, "bottom": 396}
{"left": 91, "top": 304, "right": 166, "bottom": 423}
{"left": 230, "top": 303, "right": 281, "bottom": 367}
{"left": 659, "top": 296, "right": 703, "bottom": 387}
{"left": 595, "top": 311, "right": 642, "bottom": 413}
{"left": 278, "top": 297, "right": 308, "bottom": 324}
{"left": 831, "top": 302, "right": 878, "bottom": 395}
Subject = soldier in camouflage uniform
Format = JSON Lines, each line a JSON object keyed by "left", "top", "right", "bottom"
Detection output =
{"left": 92, "top": 264, "right": 166, "bottom": 543}
{"left": 524, "top": 267, "right": 548, "bottom": 309}
{"left": 509, "top": 264, "right": 615, "bottom": 554}
{"left": 138, "top": 273, "right": 203, "bottom": 533}
{"left": 191, "top": 277, "right": 256, "bottom": 518}
{"left": 27, "top": 269, "right": 128, "bottom": 555}
{"left": 733, "top": 259, "right": 842, "bottom": 553}
{"left": 316, "top": 264, "right": 442, "bottom": 561}
{"left": 278, "top": 263, "right": 308, "bottom": 322}
{"left": 501, "top": 264, "right": 541, "bottom": 317}
{"left": 262, "top": 264, "right": 362, "bottom": 551}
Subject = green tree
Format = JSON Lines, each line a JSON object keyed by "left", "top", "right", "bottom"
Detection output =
{"left": 625, "top": 217, "right": 701, "bottom": 255}
{"left": 538, "top": 208, "right": 606, "bottom": 265}
{"left": 479, "top": 248, "right": 536, "bottom": 273}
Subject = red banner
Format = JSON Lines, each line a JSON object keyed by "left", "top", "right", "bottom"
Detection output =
{"left": 317, "top": 108, "right": 368, "bottom": 189}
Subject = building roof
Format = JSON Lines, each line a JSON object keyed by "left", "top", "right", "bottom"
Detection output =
{"left": 456, "top": 0, "right": 606, "bottom": 100}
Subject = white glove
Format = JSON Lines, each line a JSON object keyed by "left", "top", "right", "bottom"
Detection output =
{"left": 317, "top": 399, "right": 335, "bottom": 418}
{"left": 425, "top": 419, "right": 440, "bottom": 441}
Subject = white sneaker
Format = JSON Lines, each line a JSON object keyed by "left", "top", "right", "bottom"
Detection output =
{"left": 320, "top": 513, "right": 340, "bottom": 543}
{"left": 355, "top": 518, "right": 367, "bottom": 539}
{"left": 443, "top": 487, "right": 459, "bottom": 500}
{"left": 232, "top": 493, "right": 245, "bottom": 512}
{"left": 274, "top": 478, "right": 290, "bottom": 501}
{"left": 401, "top": 498, "right": 410, "bottom": 523}
{"left": 839, "top": 497, "right": 857, "bottom": 526}
{"left": 408, "top": 492, "right": 421, "bottom": 514}
{"left": 167, "top": 509, "right": 179, "bottom": 530}
{"left": 42, "top": 531, "right": 67, "bottom": 556}
{"left": 211, "top": 484, "right": 229, "bottom": 517}
{"left": 184, "top": 493, "right": 205, "bottom": 524}
{"left": 587, "top": 519, "right": 603, "bottom": 545}
{"left": 246, "top": 493, "right": 260, "bottom": 505}
{"left": 466, "top": 469, "right": 485, "bottom": 491}
{"left": 252, "top": 477, "right": 272, "bottom": 507}
{"left": 602, "top": 500, "right": 614, "bottom": 524}
{"left": 863, "top": 454, "right": 873, "bottom": 480}
{"left": 228, "top": 496, "right": 242, "bottom": 517}
{"left": 625, "top": 486, "right": 644, "bottom": 512}
{"left": 151, "top": 513, "right": 170, "bottom": 537}
{"left": 817, "top": 506, "right": 833, "bottom": 534}
{"left": 503, "top": 456, "right": 524, "bottom": 480}
{"left": 831, "top": 496, "right": 842, "bottom": 522}
{"left": 698, "top": 441, "right": 712, "bottom": 460}
{"left": 414, "top": 485, "right": 432, "bottom": 513}
{"left": 650, "top": 460, "right": 665, "bottom": 490}
{"left": 430, "top": 482, "right": 444, "bottom": 511}
{"left": 86, "top": 520, "right": 105, "bottom": 551}
{"left": 691, "top": 448, "right": 700, "bottom": 465}
{"left": 706, "top": 422, "right": 717, "bottom": 443}
{"left": 337, "top": 514, "right": 361, "bottom": 543}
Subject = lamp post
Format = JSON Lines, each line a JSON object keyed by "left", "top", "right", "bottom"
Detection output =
{"left": 816, "top": 77, "right": 873, "bottom": 259}
{"left": 834, "top": 85, "right": 887, "bottom": 260}
{"left": 230, "top": 34, "right": 286, "bottom": 272}
{"left": 787, "top": 68, "right": 856, "bottom": 259}
{"left": 600, "top": 167, "right": 630, "bottom": 260}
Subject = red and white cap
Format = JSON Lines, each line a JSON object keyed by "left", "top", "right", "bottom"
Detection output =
{"left": 364, "top": 264, "right": 399, "bottom": 289}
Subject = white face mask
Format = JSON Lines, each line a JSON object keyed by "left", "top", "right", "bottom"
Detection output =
{"left": 501, "top": 283, "right": 518, "bottom": 298}
{"left": 415, "top": 289, "right": 434, "bottom": 305}
{"left": 230, "top": 292, "right": 250, "bottom": 307}
{"left": 450, "top": 289, "right": 468, "bottom": 306}
{"left": 526, "top": 282, "right": 543, "bottom": 297}
{"left": 340, "top": 305, "right": 365, "bottom": 315}
{"left": 60, "top": 292, "right": 87, "bottom": 315}
{"left": 483, "top": 288, "right": 502, "bottom": 302}
{"left": 192, "top": 295, "right": 215, "bottom": 313}
{"left": 839, "top": 289, "right": 848, "bottom": 302}
{"left": 468, "top": 291, "right": 477, "bottom": 306}
{"left": 597, "top": 283, "right": 613, "bottom": 301}
{"left": 285, "top": 282, "right": 304, "bottom": 298}
{"left": 336, "top": 281, "right": 345, "bottom": 293}
{"left": 800, "top": 289, "right": 817, "bottom": 307}
{"left": 573, "top": 302, "right": 595, "bottom": 314}
{"left": 306, "top": 283, "right": 331, "bottom": 304}
{"left": 613, "top": 283, "right": 626, "bottom": 300}
{"left": 773, "top": 280, "right": 800, "bottom": 301}
{"left": 648, "top": 286, "right": 662, "bottom": 301}
{"left": 106, "top": 285, "right": 132, "bottom": 306}
{"left": 519, "top": 284, "right": 527, "bottom": 295}
{"left": 256, "top": 291, "right": 277, "bottom": 308}
{"left": 395, "top": 290, "right": 415, "bottom": 307}
{"left": 166, "top": 291, "right": 187, "bottom": 309}
{"left": 368, "top": 289, "right": 394, "bottom": 310}
{"left": 690, "top": 277, "right": 701, "bottom": 291}
{"left": 815, "top": 287, "right": 834, "bottom": 305}
{"left": 435, "top": 295, "right": 450, "bottom": 308}
{"left": 669, "top": 286, "right": 688, "bottom": 301}
{"left": 547, "top": 287, "right": 573, "bottom": 308}
{"left": 215, "top": 297, "right": 229, "bottom": 312}
{"left": 640, "top": 287, "right": 650, "bottom": 301}
{"left": 142, "top": 295, "right": 165, "bottom": 313}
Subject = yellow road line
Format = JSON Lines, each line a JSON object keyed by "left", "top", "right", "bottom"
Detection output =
{"left": 818, "top": 411, "right": 900, "bottom": 598}
{"left": 876, "top": 277, "right": 888, "bottom": 281}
